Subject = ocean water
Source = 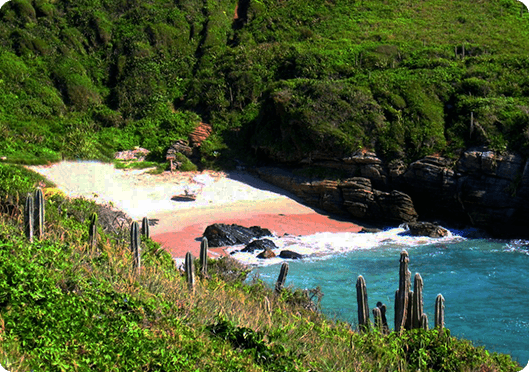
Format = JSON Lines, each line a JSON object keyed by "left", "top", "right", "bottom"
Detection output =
{"left": 228, "top": 226, "right": 529, "bottom": 366}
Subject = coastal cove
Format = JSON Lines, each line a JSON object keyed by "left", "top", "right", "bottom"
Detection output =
{"left": 235, "top": 228, "right": 529, "bottom": 366}
{"left": 26, "top": 161, "right": 529, "bottom": 367}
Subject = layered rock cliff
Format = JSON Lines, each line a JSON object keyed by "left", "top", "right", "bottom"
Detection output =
{"left": 253, "top": 147, "right": 528, "bottom": 238}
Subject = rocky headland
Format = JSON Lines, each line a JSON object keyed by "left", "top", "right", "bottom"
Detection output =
{"left": 252, "top": 147, "right": 528, "bottom": 239}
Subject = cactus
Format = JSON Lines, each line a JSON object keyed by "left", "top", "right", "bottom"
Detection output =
{"left": 200, "top": 237, "right": 208, "bottom": 277}
{"left": 394, "top": 250, "right": 411, "bottom": 332}
{"left": 421, "top": 313, "right": 429, "bottom": 330}
{"left": 412, "top": 273, "right": 424, "bottom": 329}
{"left": 24, "top": 193, "right": 34, "bottom": 242}
{"left": 275, "top": 262, "right": 289, "bottom": 293}
{"left": 372, "top": 306, "right": 382, "bottom": 330}
{"left": 34, "top": 188, "right": 45, "bottom": 240}
{"left": 405, "top": 291, "right": 413, "bottom": 330}
{"left": 130, "top": 222, "right": 141, "bottom": 272}
{"left": 356, "top": 275, "right": 370, "bottom": 331}
{"left": 435, "top": 294, "right": 445, "bottom": 329}
{"left": 376, "top": 301, "right": 389, "bottom": 334}
{"left": 141, "top": 217, "right": 150, "bottom": 239}
{"left": 185, "top": 252, "right": 195, "bottom": 291}
{"left": 89, "top": 212, "right": 98, "bottom": 249}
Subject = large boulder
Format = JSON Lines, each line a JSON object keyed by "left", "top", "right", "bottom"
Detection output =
{"left": 241, "top": 239, "right": 277, "bottom": 253}
{"left": 203, "top": 223, "right": 272, "bottom": 247}
{"left": 406, "top": 222, "right": 449, "bottom": 238}
{"left": 279, "top": 250, "right": 303, "bottom": 259}
{"left": 257, "top": 248, "right": 276, "bottom": 259}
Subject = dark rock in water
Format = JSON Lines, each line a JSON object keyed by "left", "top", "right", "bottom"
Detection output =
{"left": 203, "top": 223, "right": 272, "bottom": 247}
{"left": 279, "top": 250, "right": 303, "bottom": 259}
{"left": 406, "top": 222, "right": 449, "bottom": 238}
{"left": 241, "top": 239, "right": 277, "bottom": 253}
{"left": 360, "top": 227, "right": 383, "bottom": 233}
{"left": 257, "top": 248, "right": 276, "bottom": 259}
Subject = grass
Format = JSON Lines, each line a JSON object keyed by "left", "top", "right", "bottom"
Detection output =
{"left": 0, "top": 162, "right": 523, "bottom": 371}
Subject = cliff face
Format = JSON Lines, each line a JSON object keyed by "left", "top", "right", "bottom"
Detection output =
{"left": 254, "top": 147, "right": 528, "bottom": 238}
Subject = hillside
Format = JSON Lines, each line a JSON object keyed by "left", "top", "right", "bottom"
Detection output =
{"left": 0, "top": 0, "right": 527, "bottom": 166}
{"left": 0, "top": 162, "right": 523, "bottom": 371}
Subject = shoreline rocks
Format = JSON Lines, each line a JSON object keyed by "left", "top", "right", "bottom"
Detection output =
{"left": 203, "top": 223, "right": 272, "bottom": 247}
{"left": 405, "top": 222, "right": 449, "bottom": 238}
{"left": 253, "top": 147, "right": 528, "bottom": 239}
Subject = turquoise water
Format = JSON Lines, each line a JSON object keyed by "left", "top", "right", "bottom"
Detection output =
{"left": 237, "top": 229, "right": 529, "bottom": 366}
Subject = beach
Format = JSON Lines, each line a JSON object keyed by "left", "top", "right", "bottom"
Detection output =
{"left": 27, "top": 161, "right": 363, "bottom": 258}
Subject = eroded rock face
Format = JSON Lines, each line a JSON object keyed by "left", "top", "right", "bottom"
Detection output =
{"left": 189, "top": 122, "right": 213, "bottom": 147}
{"left": 253, "top": 146, "right": 528, "bottom": 238}
{"left": 406, "top": 222, "right": 449, "bottom": 238}
{"left": 203, "top": 224, "right": 272, "bottom": 247}
{"left": 341, "top": 178, "right": 418, "bottom": 222}
{"left": 255, "top": 168, "right": 419, "bottom": 225}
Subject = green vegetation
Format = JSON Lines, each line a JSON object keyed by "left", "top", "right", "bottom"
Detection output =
{"left": 0, "top": 162, "right": 522, "bottom": 371}
{"left": 0, "top": 0, "right": 527, "bottom": 167}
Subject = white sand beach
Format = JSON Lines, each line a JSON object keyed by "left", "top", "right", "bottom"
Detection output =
{"left": 27, "top": 161, "right": 362, "bottom": 257}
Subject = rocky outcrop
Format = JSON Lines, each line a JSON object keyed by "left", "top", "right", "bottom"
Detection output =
{"left": 279, "top": 250, "right": 303, "bottom": 259}
{"left": 241, "top": 238, "right": 277, "bottom": 253}
{"left": 189, "top": 122, "right": 213, "bottom": 147}
{"left": 203, "top": 223, "right": 272, "bottom": 247}
{"left": 405, "top": 222, "right": 449, "bottom": 238}
{"left": 253, "top": 147, "right": 528, "bottom": 238}
{"left": 114, "top": 147, "right": 150, "bottom": 161}
{"left": 341, "top": 178, "right": 418, "bottom": 222}
{"left": 254, "top": 168, "right": 418, "bottom": 225}
{"left": 257, "top": 248, "right": 276, "bottom": 259}
{"left": 166, "top": 140, "right": 193, "bottom": 159}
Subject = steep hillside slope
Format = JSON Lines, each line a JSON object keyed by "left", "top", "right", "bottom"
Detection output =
{"left": 0, "top": 0, "right": 527, "bottom": 165}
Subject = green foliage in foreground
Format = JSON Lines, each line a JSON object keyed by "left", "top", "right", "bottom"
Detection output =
{"left": 0, "top": 165, "right": 522, "bottom": 371}
{"left": 0, "top": 0, "right": 527, "bottom": 167}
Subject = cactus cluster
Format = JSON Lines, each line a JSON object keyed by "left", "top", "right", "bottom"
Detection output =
{"left": 356, "top": 250, "right": 444, "bottom": 333}
{"left": 24, "top": 188, "right": 45, "bottom": 242}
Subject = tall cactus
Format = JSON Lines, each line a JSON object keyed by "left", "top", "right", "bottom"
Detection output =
{"left": 372, "top": 306, "right": 382, "bottom": 331}
{"left": 356, "top": 275, "right": 370, "bottom": 331}
{"left": 130, "top": 222, "right": 141, "bottom": 272}
{"left": 89, "top": 212, "right": 98, "bottom": 249}
{"left": 141, "top": 217, "right": 150, "bottom": 239}
{"left": 405, "top": 291, "right": 413, "bottom": 330}
{"left": 200, "top": 237, "right": 208, "bottom": 277}
{"left": 421, "top": 313, "right": 429, "bottom": 330}
{"left": 395, "top": 250, "right": 411, "bottom": 332}
{"left": 24, "top": 193, "right": 34, "bottom": 242}
{"left": 435, "top": 294, "right": 445, "bottom": 329}
{"left": 34, "top": 188, "right": 45, "bottom": 240}
{"left": 185, "top": 251, "right": 195, "bottom": 291}
{"left": 376, "top": 301, "right": 389, "bottom": 334}
{"left": 275, "top": 262, "right": 289, "bottom": 293}
{"left": 412, "top": 273, "right": 424, "bottom": 329}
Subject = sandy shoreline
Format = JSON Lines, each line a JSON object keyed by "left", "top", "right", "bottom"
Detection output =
{"left": 27, "top": 161, "right": 363, "bottom": 258}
